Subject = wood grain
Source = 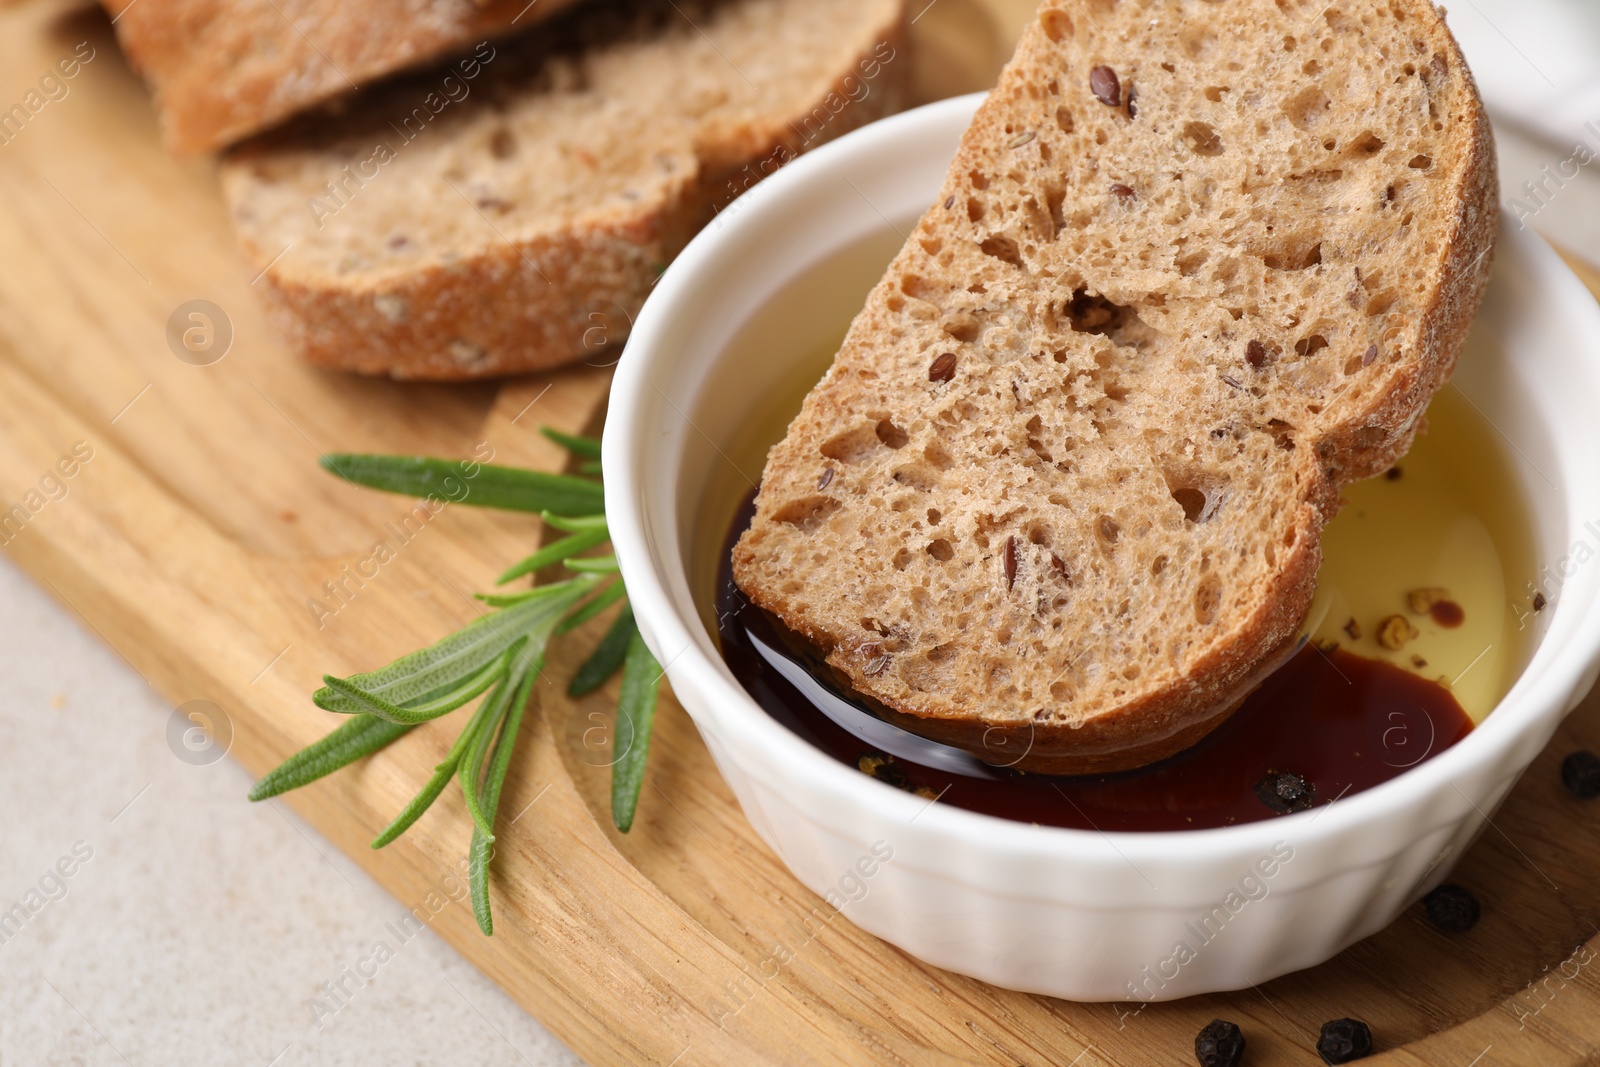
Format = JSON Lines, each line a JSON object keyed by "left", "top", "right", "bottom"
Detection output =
{"left": 3, "top": 0, "right": 1600, "bottom": 1063}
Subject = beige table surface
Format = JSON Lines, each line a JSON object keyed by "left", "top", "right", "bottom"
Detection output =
{"left": 0, "top": 557, "right": 587, "bottom": 1066}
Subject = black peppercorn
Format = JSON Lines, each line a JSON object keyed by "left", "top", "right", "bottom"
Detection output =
{"left": 858, "top": 751, "right": 912, "bottom": 791}
{"left": 1317, "top": 1018, "right": 1373, "bottom": 1063}
{"left": 1562, "top": 750, "right": 1600, "bottom": 799}
{"left": 1422, "top": 883, "right": 1479, "bottom": 932}
{"left": 1194, "top": 1018, "right": 1245, "bottom": 1067}
{"left": 1255, "top": 769, "right": 1316, "bottom": 813}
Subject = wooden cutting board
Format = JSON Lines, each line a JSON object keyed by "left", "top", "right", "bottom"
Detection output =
{"left": 4, "top": 0, "right": 1600, "bottom": 1062}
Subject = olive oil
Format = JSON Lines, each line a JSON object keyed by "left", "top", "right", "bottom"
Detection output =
{"left": 1307, "top": 387, "right": 1535, "bottom": 723}
{"left": 690, "top": 333, "right": 841, "bottom": 641}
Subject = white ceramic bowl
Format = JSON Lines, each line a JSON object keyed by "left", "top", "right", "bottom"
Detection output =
{"left": 605, "top": 93, "right": 1600, "bottom": 1000}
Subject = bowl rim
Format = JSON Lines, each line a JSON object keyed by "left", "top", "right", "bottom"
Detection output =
{"left": 605, "top": 91, "right": 1600, "bottom": 866}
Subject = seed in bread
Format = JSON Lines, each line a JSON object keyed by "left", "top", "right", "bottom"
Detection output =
{"left": 221, "top": 0, "right": 910, "bottom": 380}
{"left": 733, "top": 0, "right": 1497, "bottom": 775}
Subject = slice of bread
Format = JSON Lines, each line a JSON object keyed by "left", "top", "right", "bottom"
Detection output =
{"left": 103, "top": 0, "right": 590, "bottom": 155}
{"left": 734, "top": 0, "right": 1496, "bottom": 775}
{"left": 220, "top": 0, "right": 910, "bottom": 379}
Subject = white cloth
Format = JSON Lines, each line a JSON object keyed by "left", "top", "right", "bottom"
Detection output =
{"left": 1444, "top": 1, "right": 1600, "bottom": 263}
{"left": 1447, "top": 0, "right": 1600, "bottom": 153}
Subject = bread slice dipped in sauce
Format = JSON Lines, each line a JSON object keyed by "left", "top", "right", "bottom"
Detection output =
{"left": 733, "top": 0, "right": 1497, "bottom": 775}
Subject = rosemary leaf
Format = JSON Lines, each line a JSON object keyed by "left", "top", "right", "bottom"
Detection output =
{"left": 539, "top": 510, "right": 608, "bottom": 534}
{"left": 456, "top": 584, "right": 579, "bottom": 837}
{"left": 318, "top": 674, "right": 414, "bottom": 721}
{"left": 568, "top": 607, "right": 636, "bottom": 697}
{"left": 494, "top": 527, "right": 610, "bottom": 586}
{"left": 368, "top": 752, "right": 459, "bottom": 849}
{"left": 469, "top": 665, "right": 540, "bottom": 935}
{"left": 555, "top": 580, "right": 627, "bottom": 635}
{"left": 248, "top": 714, "right": 412, "bottom": 802}
{"left": 321, "top": 454, "right": 603, "bottom": 516}
{"left": 369, "top": 692, "right": 497, "bottom": 849}
{"left": 539, "top": 427, "right": 602, "bottom": 460}
{"left": 312, "top": 587, "right": 587, "bottom": 714}
{"left": 473, "top": 590, "right": 551, "bottom": 609}
{"left": 468, "top": 826, "right": 496, "bottom": 935}
{"left": 564, "top": 555, "right": 619, "bottom": 574}
{"left": 317, "top": 644, "right": 511, "bottom": 724}
{"left": 459, "top": 668, "right": 518, "bottom": 841}
{"left": 611, "top": 630, "right": 662, "bottom": 834}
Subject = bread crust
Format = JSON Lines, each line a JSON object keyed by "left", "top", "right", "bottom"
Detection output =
{"left": 733, "top": 0, "right": 1497, "bottom": 775}
{"left": 221, "top": 0, "right": 912, "bottom": 381}
{"left": 104, "top": 0, "right": 588, "bottom": 155}
{"left": 1310, "top": 28, "right": 1498, "bottom": 487}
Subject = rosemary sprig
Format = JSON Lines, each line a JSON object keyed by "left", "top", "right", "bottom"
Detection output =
{"left": 249, "top": 429, "right": 661, "bottom": 935}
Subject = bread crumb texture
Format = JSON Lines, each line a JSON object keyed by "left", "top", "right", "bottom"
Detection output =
{"left": 221, "top": 0, "right": 910, "bottom": 379}
{"left": 734, "top": 0, "right": 1497, "bottom": 774}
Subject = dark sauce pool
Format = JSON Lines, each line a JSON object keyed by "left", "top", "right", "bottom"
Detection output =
{"left": 715, "top": 491, "right": 1475, "bottom": 831}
